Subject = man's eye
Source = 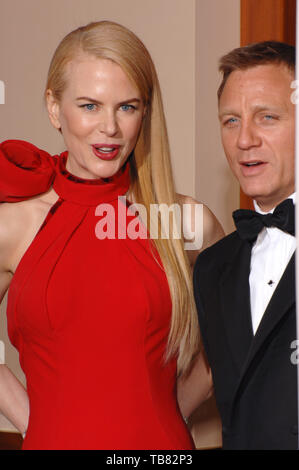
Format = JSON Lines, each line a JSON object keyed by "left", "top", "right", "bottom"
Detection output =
{"left": 262, "top": 114, "right": 280, "bottom": 123}
{"left": 224, "top": 117, "right": 238, "bottom": 125}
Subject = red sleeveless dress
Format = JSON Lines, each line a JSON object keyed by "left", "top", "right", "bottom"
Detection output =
{"left": 0, "top": 140, "right": 194, "bottom": 450}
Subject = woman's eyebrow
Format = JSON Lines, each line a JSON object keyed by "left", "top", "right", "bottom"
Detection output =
{"left": 75, "top": 96, "right": 141, "bottom": 104}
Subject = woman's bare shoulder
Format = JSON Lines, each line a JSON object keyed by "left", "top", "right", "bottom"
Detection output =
{"left": 0, "top": 189, "right": 58, "bottom": 272}
{"left": 0, "top": 196, "right": 49, "bottom": 239}
{"left": 176, "top": 193, "right": 225, "bottom": 265}
{"left": 0, "top": 202, "right": 28, "bottom": 246}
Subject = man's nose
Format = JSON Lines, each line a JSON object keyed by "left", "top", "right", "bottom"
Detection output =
{"left": 237, "top": 121, "right": 261, "bottom": 150}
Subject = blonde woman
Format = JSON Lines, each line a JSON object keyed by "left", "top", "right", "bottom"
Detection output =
{"left": 0, "top": 21, "right": 223, "bottom": 449}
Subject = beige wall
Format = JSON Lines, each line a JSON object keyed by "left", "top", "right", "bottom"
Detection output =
{"left": 0, "top": 0, "right": 240, "bottom": 446}
{"left": 0, "top": 0, "right": 196, "bottom": 193}
{"left": 196, "top": 0, "right": 240, "bottom": 234}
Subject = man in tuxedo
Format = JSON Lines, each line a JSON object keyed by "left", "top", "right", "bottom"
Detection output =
{"left": 193, "top": 41, "right": 297, "bottom": 449}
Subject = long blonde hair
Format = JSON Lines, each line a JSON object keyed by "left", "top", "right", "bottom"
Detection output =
{"left": 45, "top": 21, "right": 200, "bottom": 374}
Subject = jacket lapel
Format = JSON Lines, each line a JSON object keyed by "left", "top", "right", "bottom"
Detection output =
{"left": 219, "top": 239, "right": 254, "bottom": 373}
{"left": 238, "top": 252, "right": 295, "bottom": 384}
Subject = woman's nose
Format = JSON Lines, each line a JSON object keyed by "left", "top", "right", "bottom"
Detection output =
{"left": 98, "top": 111, "right": 118, "bottom": 136}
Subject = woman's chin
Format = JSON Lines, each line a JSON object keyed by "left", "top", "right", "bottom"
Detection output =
{"left": 91, "top": 162, "right": 124, "bottom": 180}
{"left": 67, "top": 159, "right": 124, "bottom": 180}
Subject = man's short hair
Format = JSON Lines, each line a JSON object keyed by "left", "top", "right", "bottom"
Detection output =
{"left": 218, "top": 41, "right": 295, "bottom": 101}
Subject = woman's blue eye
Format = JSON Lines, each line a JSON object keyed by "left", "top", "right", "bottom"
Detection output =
{"left": 79, "top": 104, "right": 96, "bottom": 111}
{"left": 85, "top": 104, "right": 96, "bottom": 111}
{"left": 79, "top": 103, "right": 136, "bottom": 112}
{"left": 121, "top": 104, "right": 135, "bottom": 112}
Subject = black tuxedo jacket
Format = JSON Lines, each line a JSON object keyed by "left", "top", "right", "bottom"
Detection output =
{"left": 193, "top": 231, "right": 298, "bottom": 449}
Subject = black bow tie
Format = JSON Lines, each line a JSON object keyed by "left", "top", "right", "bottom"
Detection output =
{"left": 233, "top": 198, "right": 295, "bottom": 242}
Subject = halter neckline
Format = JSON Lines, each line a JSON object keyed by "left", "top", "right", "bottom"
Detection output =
{"left": 0, "top": 140, "right": 130, "bottom": 205}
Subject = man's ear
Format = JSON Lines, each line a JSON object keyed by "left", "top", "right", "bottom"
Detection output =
{"left": 46, "top": 89, "right": 61, "bottom": 130}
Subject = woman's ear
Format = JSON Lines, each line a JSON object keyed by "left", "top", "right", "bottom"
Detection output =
{"left": 46, "top": 89, "right": 61, "bottom": 130}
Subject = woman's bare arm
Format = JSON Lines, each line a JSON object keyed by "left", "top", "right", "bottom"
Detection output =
{"left": 0, "top": 365, "right": 29, "bottom": 434}
{"left": 175, "top": 195, "right": 223, "bottom": 417}
{"left": 0, "top": 204, "right": 29, "bottom": 434}
{"left": 176, "top": 194, "right": 224, "bottom": 267}
{"left": 177, "top": 348, "right": 213, "bottom": 419}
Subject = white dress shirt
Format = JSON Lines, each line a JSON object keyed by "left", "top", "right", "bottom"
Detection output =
{"left": 249, "top": 194, "right": 296, "bottom": 335}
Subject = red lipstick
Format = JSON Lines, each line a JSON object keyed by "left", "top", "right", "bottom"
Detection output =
{"left": 92, "top": 144, "right": 120, "bottom": 161}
